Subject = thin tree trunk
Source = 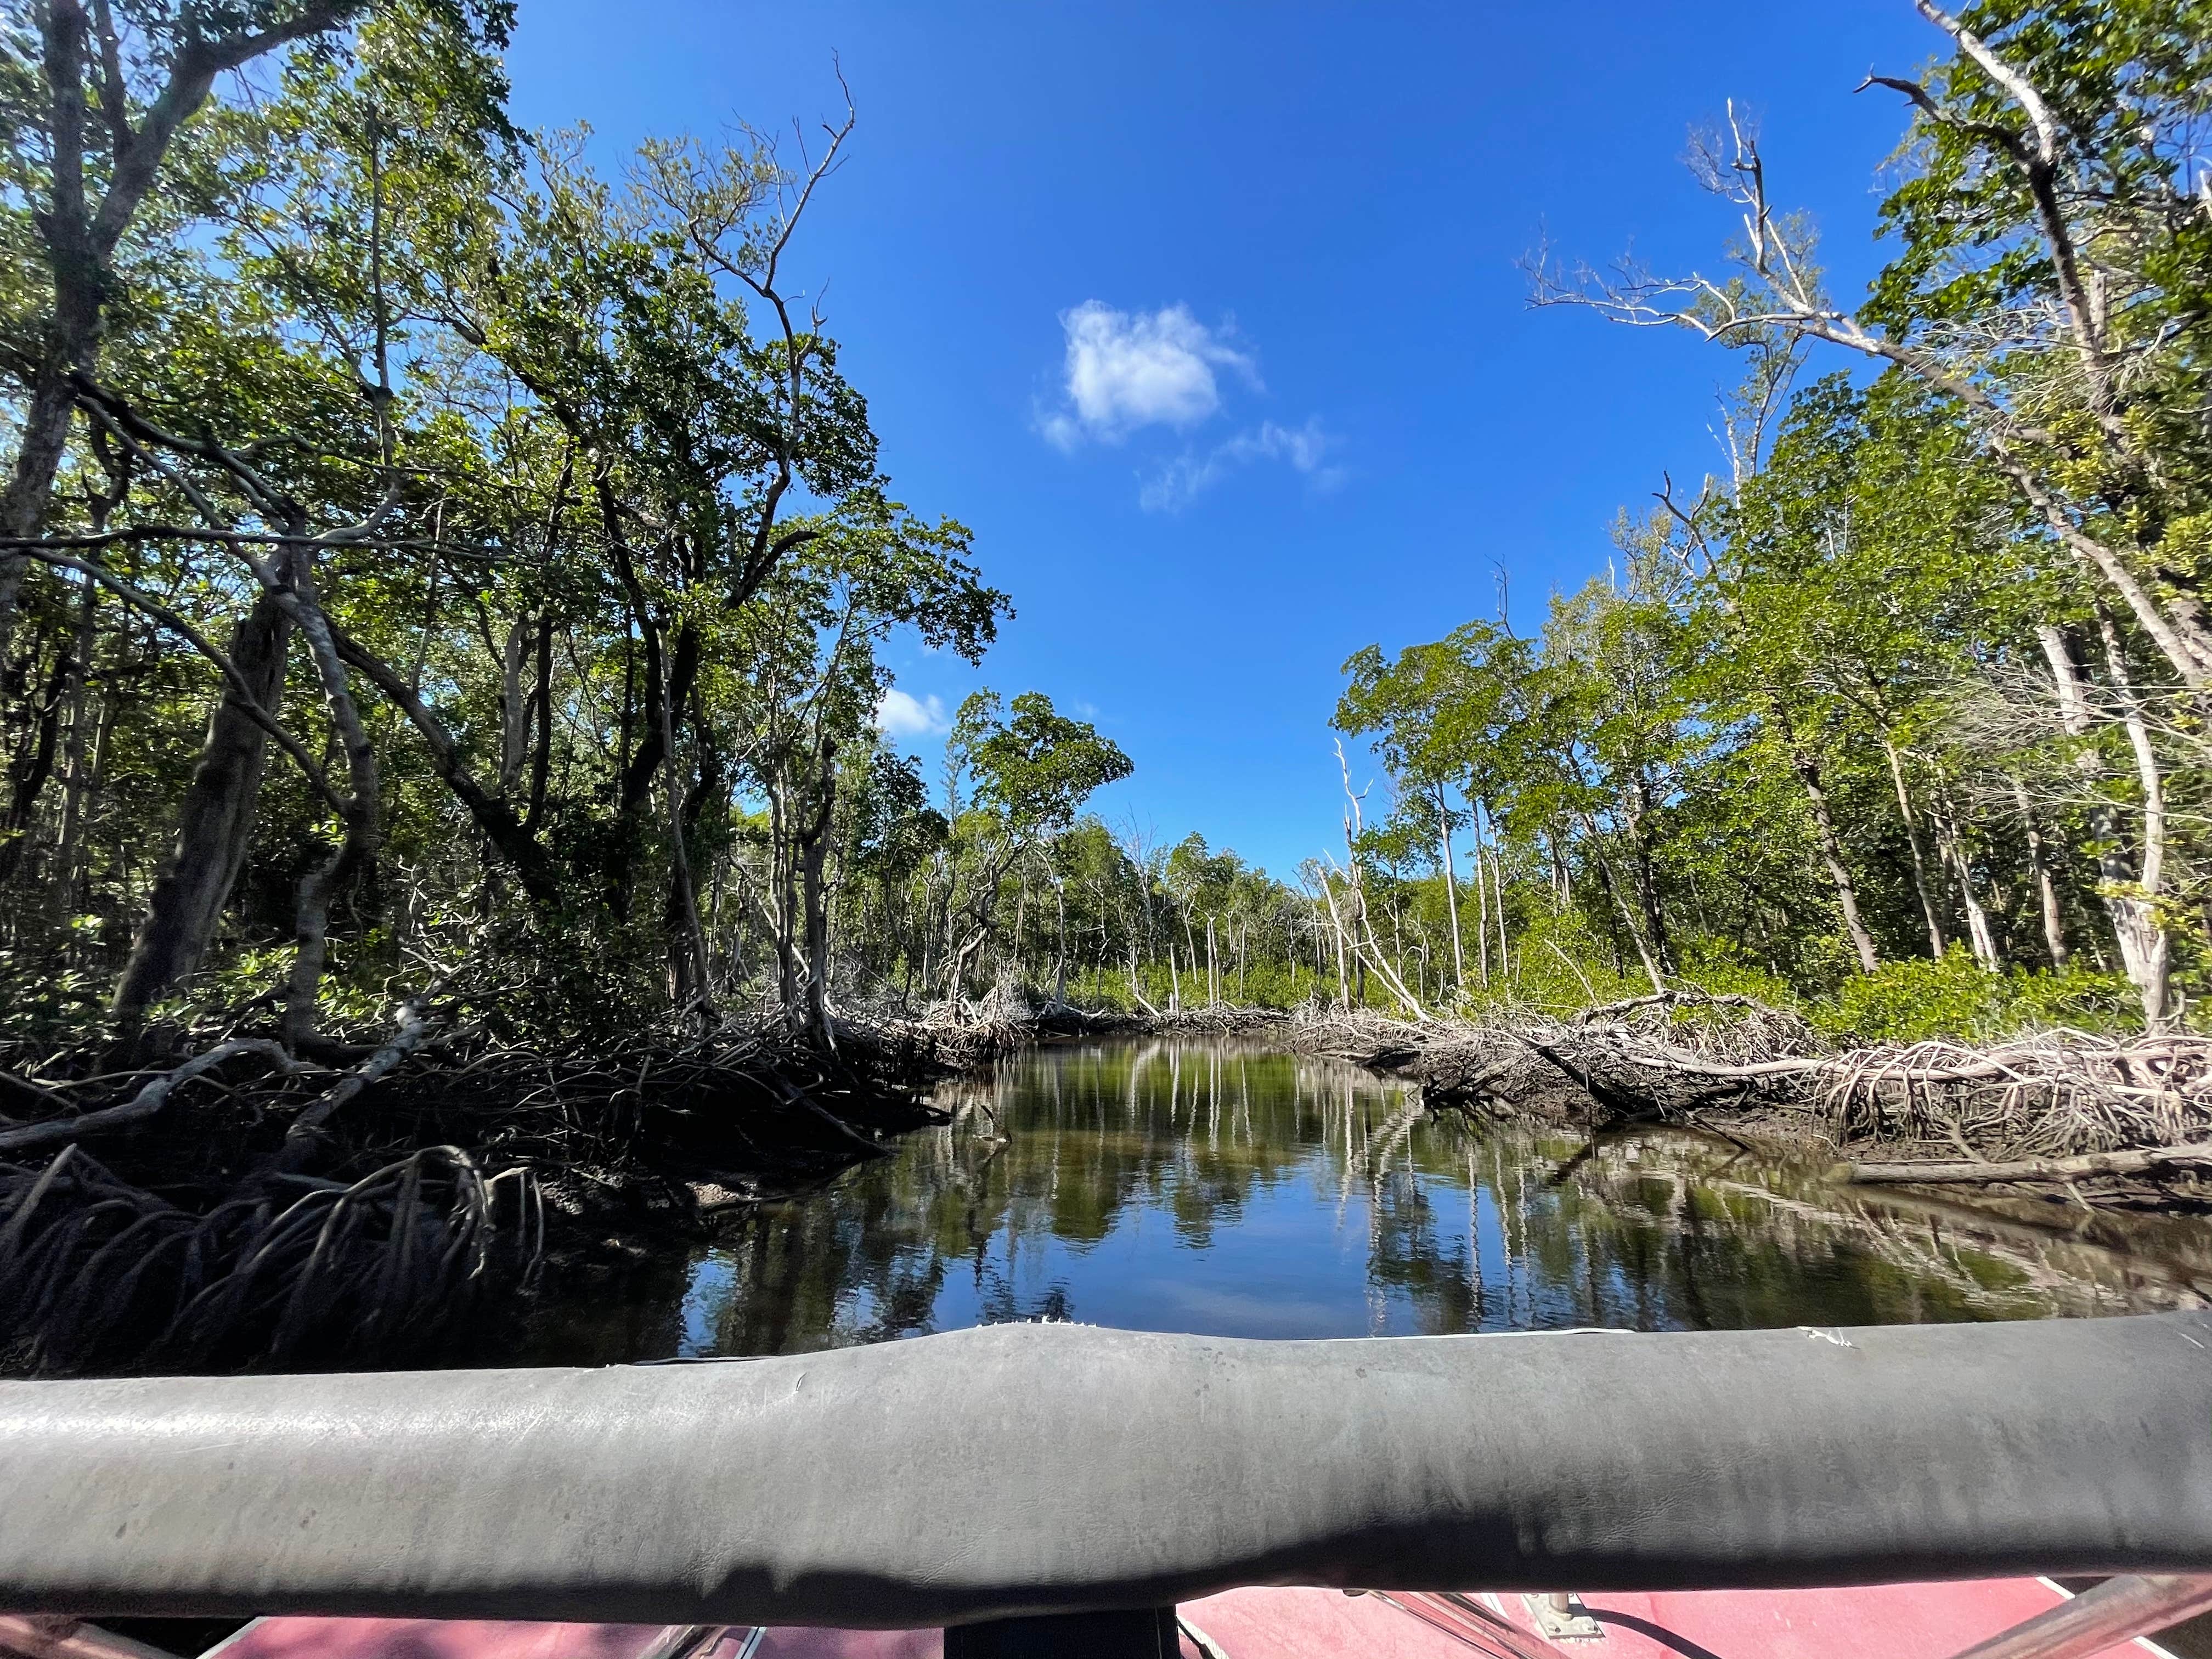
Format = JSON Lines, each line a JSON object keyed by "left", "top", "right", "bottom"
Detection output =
{"left": 662, "top": 695, "right": 714, "bottom": 1019}
{"left": 1488, "top": 840, "right": 1510, "bottom": 980}
{"left": 523, "top": 613, "right": 554, "bottom": 832}
{"left": 2008, "top": 770, "right": 2068, "bottom": 969}
{"left": 2040, "top": 622, "right": 2168, "bottom": 1028}
{"left": 0, "top": 646, "right": 67, "bottom": 885}
{"left": 1930, "top": 797, "right": 2001, "bottom": 972}
{"left": 1436, "top": 782, "right": 1466, "bottom": 992}
{"left": 770, "top": 777, "right": 799, "bottom": 1026}
{"left": 797, "top": 735, "right": 839, "bottom": 1045}
{"left": 1472, "top": 807, "right": 1491, "bottom": 987}
{"left": 1579, "top": 815, "right": 1666, "bottom": 994}
{"left": 54, "top": 571, "right": 98, "bottom": 907}
{"left": 496, "top": 614, "right": 529, "bottom": 794}
{"left": 282, "top": 554, "right": 381, "bottom": 1052}
{"left": 2098, "top": 614, "right": 2171, "bottom": 1028}
{"left": 1782, "top": 726, "right": 1879, "bottom": 973}
{"left": 1882, "top": 739, "right": 1949, "bottom": 957}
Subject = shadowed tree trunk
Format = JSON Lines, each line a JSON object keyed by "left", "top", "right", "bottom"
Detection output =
{"left": 111, "top": 587, "right": 292, "bottom": 1030}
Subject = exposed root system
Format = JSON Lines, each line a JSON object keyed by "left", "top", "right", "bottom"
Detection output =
{"left": 1286, "top": 995, "right": 2212, "bottom": 1210}
{"left": 0, "top": 1143, "right": 536, "bottom": 1375}
{"left": 0, "top": 1008, "right": 952, "bottom": 1375}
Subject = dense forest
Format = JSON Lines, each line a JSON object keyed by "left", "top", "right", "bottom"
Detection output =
{"left": 0, "top": 0, "right": 1156, "bottom": 1053}
{"left": 1, "top": 0, "right": 2209, "bottom": 1064}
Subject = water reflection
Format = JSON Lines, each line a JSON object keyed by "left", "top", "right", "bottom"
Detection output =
{"left": 524, "top": 1039, "right": 2212, "bottom": 1364}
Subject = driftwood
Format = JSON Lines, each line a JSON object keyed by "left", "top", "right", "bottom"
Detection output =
{"left": 1848, "top": 1142, "right": 2212, "bottom": 1187}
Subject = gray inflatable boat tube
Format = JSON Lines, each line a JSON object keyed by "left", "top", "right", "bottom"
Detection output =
{"left": 3, "top": 1313, "right": 2210, "bottom": 1628}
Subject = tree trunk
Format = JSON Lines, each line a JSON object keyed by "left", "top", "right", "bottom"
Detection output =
{"left": 1487, "top": 839, "right": 1511, "bottom": 980}
{"left": 523, "top": 613, "right": 554, "bottom": 832}
{"left": 1881, "top": 740, "right": 1949, "bottom": 958}
{"left": 2097, "top": 613, "right": 2171, "bottom": 1029}
{"left": 1436, "top": 782, "right": 1466, "bottom": 992}
{"left": 111, "top": 586, "right": 292, "bottom": 1029}
{"left": 2008, "top": 771, "right": 2068, "bottom": 969}
{"left": 281, "top": 555, "right": 381, "bottom": 1052}
{"left": 0, "top": 330, "right": 90, "bottom": 653}
{"left": 496, "top": 613, "right": 529, "bottom": 794}
{"left": 1621, "top": 783, "right": 1673, "bottom": 972}
{"left": 661, "top": 696, "right": 714, "bottom": 1020}
{"left": 769, "top": 777, "right": 800, "bottom": 1028}
{"left": 2040, "top": 622, "right": 2169, "bottom": 1028}
{"left": 1471, "top": 808, "right": 1491, "bottom": 988}
{"left": 1931, "top": 791, "right": 2001, "bottom": 973}
{"left": 53, "top": 572, "right": 99, "bottom": 909}
{"left": 332, "top": 624, "right": 563, "bottom": 909}
{"left": 1781, "top": 721, "right": 1879, "bottom": 974}
{"left": 797, "top": 737, "right": 838, "bottom": 1046}
{"left": 1578, "top": 815, "right": 1666, "bottom": 994}
{"left": 0, "top": 645, "right": 69, "bottom": 885}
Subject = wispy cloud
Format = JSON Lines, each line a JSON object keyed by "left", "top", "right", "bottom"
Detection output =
{"left": 874, "top": 687, "right": 948, "bottom": 738}
{"left": 1139, "top": 418, "right": 1345, "bottom": 512}
{"left": 1039, "top": 301, "right": 1257, "bottom": 449}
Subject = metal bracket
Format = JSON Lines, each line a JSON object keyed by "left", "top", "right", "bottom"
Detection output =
{"left": 1523, "top": 1592, "right": 1606, "bottom": 1642}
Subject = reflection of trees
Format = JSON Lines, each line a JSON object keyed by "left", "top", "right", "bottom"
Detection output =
{"left": 649, "top": 1041, "right": 2200, "bottom": 1361}
{"left": 1426, "top": 1132, "right": 2206, "bottom": 1334}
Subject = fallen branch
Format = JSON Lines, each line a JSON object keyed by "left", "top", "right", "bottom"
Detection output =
{"left": 1845, "top": 1141, "right": 2212, "bottom": 1187}
{"left": 1572, "top": 990, "right": 1762, "bottom": 1025}
{"left": 272, "top": 1003, "right": 439, "bottom": 1171}
{"left": 0, "top": 1041, "right": 303, "bottom": 1156}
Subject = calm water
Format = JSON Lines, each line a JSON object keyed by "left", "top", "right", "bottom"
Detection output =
{"left": 523, "top": 1038, "right": 2212, "bottom": 1364}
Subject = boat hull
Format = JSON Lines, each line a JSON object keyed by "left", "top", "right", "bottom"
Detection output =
{"left": 196, "top": 1577, "right": 2175, "bottom": 1659}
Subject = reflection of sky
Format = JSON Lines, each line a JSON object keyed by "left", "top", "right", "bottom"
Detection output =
{"left": 678, "top": 1256, "right": 734, "bottom": 1356}
{"left": 660, "top": 1040, "right": 2196, "bottom": 1361}
{"left": 923, "top": 1169, "right": 1407, "bottom": 1340}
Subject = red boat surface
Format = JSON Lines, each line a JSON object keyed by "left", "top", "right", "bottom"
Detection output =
{"left": 198, "top": 1577, "right": 2186, "bottom": 1659}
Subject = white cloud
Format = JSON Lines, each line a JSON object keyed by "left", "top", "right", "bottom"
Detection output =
{"left": 874, "top": 687, "right": 948, "bottom": 738}
{"left": 1040, "top": 301, "right": 1256, "bottom": 448}
{"left": 1139, "top": 418, "right": 1345, "bottom": 512}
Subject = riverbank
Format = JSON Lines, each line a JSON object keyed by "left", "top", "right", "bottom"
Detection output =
{"left": 1275, "top": 994, "right": 2212, "bottom": 1214}
{"left": 11, "top": 981, "right": 2202, "bottom": 1376}
{"left": 0, "top": 977, "right": 1301, "bottom": 1375}
{"left": 0, "top": 1007, "right": 972, "bottom": 1376}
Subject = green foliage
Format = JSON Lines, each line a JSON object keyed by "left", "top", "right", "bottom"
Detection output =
{"left": 1815, "top": 952, "right": 2134, "bottom": 1045}
{"left": 953, "top": 691, "right": 1132, "bottom": 835}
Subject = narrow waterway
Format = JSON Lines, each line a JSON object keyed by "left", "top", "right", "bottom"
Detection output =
{"left": 523, "top": 1038, "right": 2211, "bottom": 1364}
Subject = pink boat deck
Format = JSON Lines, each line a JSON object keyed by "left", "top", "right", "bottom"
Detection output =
{"left": 206, "top": 1577, "right": 2175, "bottom": 1659}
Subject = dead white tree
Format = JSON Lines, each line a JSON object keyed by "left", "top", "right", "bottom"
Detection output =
{"left": 1528, "top": 1, "right": 2212, "bottom": 696}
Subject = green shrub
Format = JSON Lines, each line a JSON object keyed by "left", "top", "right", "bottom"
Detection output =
{"left": 1813, "top": 950, "right": 2132, "bottom": 1045}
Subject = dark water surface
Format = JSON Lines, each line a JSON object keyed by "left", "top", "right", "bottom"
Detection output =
{"left": 523, "top": 1038, "right": 2211, "bottom": 1364}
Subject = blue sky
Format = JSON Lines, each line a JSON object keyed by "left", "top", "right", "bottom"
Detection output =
{"left": 504, "top": 2, "right": 1942, "bottom": 879}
